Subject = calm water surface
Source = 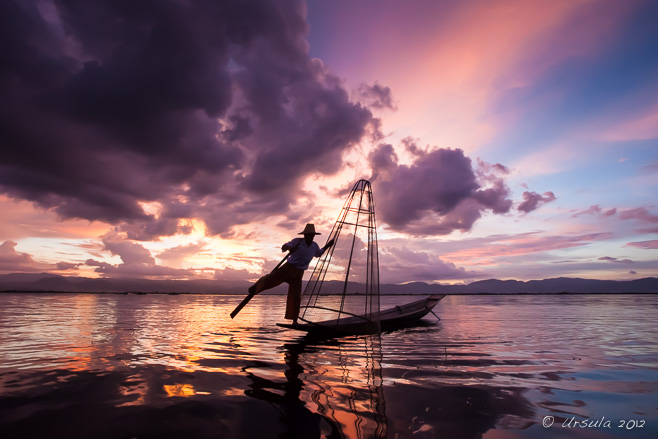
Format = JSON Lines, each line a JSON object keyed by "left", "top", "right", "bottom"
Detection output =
{"left": 0, "top": 293, "right": 656, "bottom": 438}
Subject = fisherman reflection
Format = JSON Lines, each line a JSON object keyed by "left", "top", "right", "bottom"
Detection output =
{"left": 243, "top": 339, "right": 330, "bottom": 439}
{"left": 243, "top": 335, "right": 389, "bottom": 439}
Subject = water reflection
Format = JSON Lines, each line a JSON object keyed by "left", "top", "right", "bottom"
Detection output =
{"left": 0, "top": 293, "right": 657, "bottom": 438}
{"left": 244, "top": 334, "right": 387, "bottom": 439}
{"left": 242, "top": 329, "right": 537, "bottom": 439}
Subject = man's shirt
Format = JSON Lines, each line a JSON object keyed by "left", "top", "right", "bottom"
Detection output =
{"left": 284, "top": 237, "right": 325, "bottom": 270}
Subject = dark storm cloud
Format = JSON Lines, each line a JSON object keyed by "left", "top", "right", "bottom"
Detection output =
{"left": 517, "top": 191, "right": 556, "bottom": 213}
{"left": 0, "top": 0, "right": 375, "bottom": 237}
{"left": 368, "top": 144, "right": 512, "bottom": 235}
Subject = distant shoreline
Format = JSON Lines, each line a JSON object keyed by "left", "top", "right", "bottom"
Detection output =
{"left": 1, "top": 290, "right": 657, "bottom": 295}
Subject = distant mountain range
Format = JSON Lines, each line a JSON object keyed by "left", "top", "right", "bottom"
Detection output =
{"left": 1, "top": 273, "right": 657, "bottom": 294}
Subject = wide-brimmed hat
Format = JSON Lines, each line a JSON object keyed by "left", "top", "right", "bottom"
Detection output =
{"left": 299, "top": 223, "right": 321, "bottom": 235}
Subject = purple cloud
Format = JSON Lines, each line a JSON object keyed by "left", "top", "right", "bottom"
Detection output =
{"left": 0, "top": 0, "right": 375, "bottom": 238}
{"left": 598, "top": 256, "right": 633, "bottom": 264}
{"left": 84, "top": 230, "right": 193, "bottom": 278}
{"left": 517, "top": 191, "right": 557, "bottom": 213}
{"left": 354, "top": 82, "right": 396, "bottom": 110}
{"left": 368, "top": 144, "right": 512, "bottom": 235}
{"left": 0, "top": 241, "right": 39, "bottom": 273}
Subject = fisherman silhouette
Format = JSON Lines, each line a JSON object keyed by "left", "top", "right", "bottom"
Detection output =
{"left": 246, "top": 224, "right": 334, "bottom": 324}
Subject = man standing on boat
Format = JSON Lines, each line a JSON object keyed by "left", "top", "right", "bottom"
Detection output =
{"left": 247, "top": 224, "right": 334, "bottom": 324}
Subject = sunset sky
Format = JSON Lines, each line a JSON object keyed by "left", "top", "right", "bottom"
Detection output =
{"left": 1, "top": 0, "right": 657, "bottom": 285}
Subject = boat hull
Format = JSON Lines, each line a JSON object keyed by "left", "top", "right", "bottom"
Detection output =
{"left": 277, "top": 295, "right": 445, "bottom": 335}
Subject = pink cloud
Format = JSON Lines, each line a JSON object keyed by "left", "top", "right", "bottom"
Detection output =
{"left": 445, "top": 232, "right": 614, "bottom": 264}
{"left": 625, "top": 240, "right": 658, "bottom": 250}
{"left": 619, "top": 207, "right": 658, "bottom": 224}
{"left": 572, "top": 205, "right": 617, "bottom": 218}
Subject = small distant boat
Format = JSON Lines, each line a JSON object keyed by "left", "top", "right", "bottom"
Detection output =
{"left": 277, "top": 294, "right": 444, "bottom": 335}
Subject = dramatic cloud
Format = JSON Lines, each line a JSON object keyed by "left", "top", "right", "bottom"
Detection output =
{"left": 369, "top": 144, "right": 512, "bottom": 235}
{"left": 0, "top": 0, "right": 374, "bottom": 239}
{"left": 625, "top": 240, "right": 658, "bottom": 250}
{"left": 517, "top": 191, "right": 556, "bottom": 213}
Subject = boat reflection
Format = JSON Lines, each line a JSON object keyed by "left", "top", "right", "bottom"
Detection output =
{"left": 243, "top": 334, "right": 387, "bottom": 439}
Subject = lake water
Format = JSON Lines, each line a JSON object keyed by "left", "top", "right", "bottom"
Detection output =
{"left": 0, "top": 292, "right": 656, "bottom": 438}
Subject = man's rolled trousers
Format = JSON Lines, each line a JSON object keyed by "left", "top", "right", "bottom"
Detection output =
{"left": 250, "top": 262, "right": 304, "bottom": 320}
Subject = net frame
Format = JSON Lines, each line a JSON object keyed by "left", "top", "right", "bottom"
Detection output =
{"left": 300, "top": 179, "right": 380, "bottom": 329}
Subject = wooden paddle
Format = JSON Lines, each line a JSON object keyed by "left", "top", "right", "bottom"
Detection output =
{"left": 229, "top": 243, "right": 299, "bottom": 319}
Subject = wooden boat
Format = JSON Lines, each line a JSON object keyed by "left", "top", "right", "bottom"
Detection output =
{"left": 274, "top": 180, "right": 443, "bottom": 336}
{"left": 278, "top": 294, "right": 445, "bottom": 335}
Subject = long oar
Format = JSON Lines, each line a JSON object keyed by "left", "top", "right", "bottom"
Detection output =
{"left": 230, "top": 245, "right": 297, "bottom": 319}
